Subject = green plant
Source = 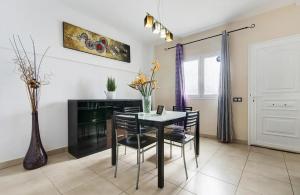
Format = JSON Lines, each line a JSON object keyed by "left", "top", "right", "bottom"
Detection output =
{"left": 106, "top": 77, "right": 116, "bottom": 91}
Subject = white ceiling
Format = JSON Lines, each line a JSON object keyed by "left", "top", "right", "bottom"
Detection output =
{"left": 61, "top": 0, "right": 296, "bottom": 44}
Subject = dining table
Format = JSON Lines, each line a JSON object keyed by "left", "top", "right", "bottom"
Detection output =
{"left": 111, "top": 110, "right": 200, "bottom": 188}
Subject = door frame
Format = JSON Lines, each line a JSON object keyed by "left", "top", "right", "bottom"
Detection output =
{"left": 248, "top": 34, "right": 300, "bottom": 147}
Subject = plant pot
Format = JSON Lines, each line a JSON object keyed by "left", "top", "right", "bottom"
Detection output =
{"left": 105, "top": 91, "right": 116, "bottom": 99}
{"left": 142, "top": 95, "right": 151, "bottom": 113}
{"left": 23, "top": 111, "right": 48, "bottom": 170}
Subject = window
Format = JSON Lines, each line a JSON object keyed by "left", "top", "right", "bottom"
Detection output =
{"left": 183, "top": 55, "right": 220, "bottom": 98}
{"left": 183, "top": 60, "right": 198, "bottom": 95}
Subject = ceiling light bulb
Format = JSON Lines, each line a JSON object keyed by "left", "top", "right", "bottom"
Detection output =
{"left": 152, "top": 22, "right": 161, "bottom": 34}
{"left": 144, "top": 14, "right": 154, "bottom": 28}
{"left": 160, "top": 28, "right": 166, "bottom": 38}
{"left": 165, "top": 31, "right": 173, "bottom": 42}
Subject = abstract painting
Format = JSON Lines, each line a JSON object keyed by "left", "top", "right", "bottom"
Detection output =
{"left": 63, "top": 22, "right": 131, "bottom": 63}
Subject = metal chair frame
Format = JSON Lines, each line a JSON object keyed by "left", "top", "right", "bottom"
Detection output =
{"left": 113, "top": 111, "right": 157, "bottom": 190}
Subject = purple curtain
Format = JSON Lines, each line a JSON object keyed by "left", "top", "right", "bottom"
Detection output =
{"left": 175, "top": 44, "right": 186, "bottom": 108}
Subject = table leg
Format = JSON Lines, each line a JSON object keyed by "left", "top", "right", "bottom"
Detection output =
{"left": 111, "top": 119, "right": 116, "bottom": 165}
{"left": 157, "top": 124, "right": 164, "bottom": 188}
{"left": 195, "top": 114, "right": 200, "bottom": 156}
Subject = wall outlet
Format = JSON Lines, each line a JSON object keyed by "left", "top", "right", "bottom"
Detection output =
{"left": 233, "top": 97, "right": 243, "bottom": 102}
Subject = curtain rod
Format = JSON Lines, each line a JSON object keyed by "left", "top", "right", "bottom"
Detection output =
{"left": 165, "top": 24, "right": 255, "bottom": 50}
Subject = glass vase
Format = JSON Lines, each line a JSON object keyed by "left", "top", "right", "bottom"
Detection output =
{"left": 142, "top": 95, "right": 151, "bottom": 113}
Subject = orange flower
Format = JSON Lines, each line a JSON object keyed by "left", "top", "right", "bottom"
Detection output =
{"left": 151, "top": 61, "right": 160, "bottom": 72}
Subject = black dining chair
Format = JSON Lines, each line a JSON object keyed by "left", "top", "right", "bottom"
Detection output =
{"left": 166, "top": 106, "right": 193, "bottom": 157}
{"left": 124, "top": 106, "right": 141, "bottom": 113}
{"left": 123, "top": 106, "right": 157, "bottom": 158}
{"left": 113, "top": 111, "right": 157, "bottom": 190}
{"left": 164, "top": 111, "right": 199, "bottom": 179}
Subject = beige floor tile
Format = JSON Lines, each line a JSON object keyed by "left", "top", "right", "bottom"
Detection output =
{"left": 200, "top": 162, "right": 243, "bottom": 185}
{"left": 126, "top": 176, "right": 182, "bottom": 195}
{"left": 177, "top": 188, "right": 196, "bottom": 195}
{"left": 292, "top": 184, "right": 300, "bottom": 195}
{"left": 248, "top": 152, "right": 286, "bottom": 168}
{"left": 0, "top": 176, "right": 60, "bottom": 195}
{"left": 239, "top": 171, "right": 293, "bottom": 195}
{"left": 41, "top": 158, "right": 86, "bottom": 178}
{"left": 183, "top": 172, "right": 236, "bottom": 195}
{"left": 108, "top": 165, "right": 155, "bottom": 191}
{"left": 96, "top": 160, "right": 131, "bottom": 178}
{"left": 0, "top": 165, "right": 44, "bottom": 190}
{"left": 63, "top": 176, "right": 122, "bottom": 195}
{"left": 235, "top": 187, "right": 262, "bottom": 195}
{"left": 48, "top": 168, "right": 98, "bottom": 193}
{"left": 284, "top": 152, "right": 300, "bottom": 162}
{"left": 244, "top": 160, "right": 290, "bottom": 183}
{"left": 47, "top": 152, "right": 75, "bottom": 164}
{"left": 150, "top": 162, "right": 197, "bottom": 186}
{"left": 287, "top": 168, "right": 300, "bottom": 186}
{"left": 251, "top": 146, "right": 284, "bottom": 158}
{"left": 208, "top": 153, "right": 247, "bottom": 170}
{"left": 286, "top": 159, "right": 300, "bottom": 172}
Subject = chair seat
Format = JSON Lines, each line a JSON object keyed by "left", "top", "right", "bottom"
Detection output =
{"left": 165, "top": 124, "right": 184, "bottom": 130}
{"left": 119, "top": 135, "right": 157, "bottom": 149}
{"left": 164, "top": 132, "right": 194, "bottom": 144}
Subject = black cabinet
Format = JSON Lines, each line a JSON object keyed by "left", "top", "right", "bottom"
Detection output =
{"left": 68, "top": 99, "right": 142, "bottom": 158}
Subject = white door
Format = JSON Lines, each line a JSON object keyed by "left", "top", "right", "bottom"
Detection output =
{"left": 249, "top": 35, "right": 300, "bottom": 152}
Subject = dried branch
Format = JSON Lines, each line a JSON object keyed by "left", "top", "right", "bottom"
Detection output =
{"left": 10, "top": 36, "right": 50, "bottom": 112}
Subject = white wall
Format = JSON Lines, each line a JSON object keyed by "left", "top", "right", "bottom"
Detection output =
{"left": 0, "top": 0, "right": 153, "bottom": 162}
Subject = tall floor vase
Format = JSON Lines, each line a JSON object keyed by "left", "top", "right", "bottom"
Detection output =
{"left": 23, "top": 111, "right": 48, "bottom": 170}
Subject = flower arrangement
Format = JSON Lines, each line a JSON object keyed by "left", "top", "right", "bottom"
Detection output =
{"left": 129, "top": 61, "right": 160, "bottom": 113}
{"left": 129, "top": 61, "right": 160, "bottom": 96}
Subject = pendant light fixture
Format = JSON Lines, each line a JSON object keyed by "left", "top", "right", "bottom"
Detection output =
{"left": 144, "top": 14, "right": 154, "bottom": 28}
{"left": 152, "top": 21, "right": 161, "bottom": 34}
{"left": 160, "top": 27, "right": 166, "bottom": 38}
{"left": 165, "top": 31, "right": 173, "bottom": 42}
{"left": 144, "top": 0, "right": 173, "bottom": 42}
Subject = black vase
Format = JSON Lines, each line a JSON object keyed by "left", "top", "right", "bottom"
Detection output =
{"left": 23, "top": 111, "right": 48, "bottom": 170}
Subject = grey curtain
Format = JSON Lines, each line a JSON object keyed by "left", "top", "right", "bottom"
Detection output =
{"left": 175, "top": 44, "right": 187, "bottom": 108}
{"left": 217, "top": 31, "right": 233, "bottom": 143}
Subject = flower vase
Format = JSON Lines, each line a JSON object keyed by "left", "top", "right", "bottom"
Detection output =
{"left": 23, "top": 111, "right": 48, "bottom": 170}
{"left": 142, "top": 96, "right": 151, "bottom": 113}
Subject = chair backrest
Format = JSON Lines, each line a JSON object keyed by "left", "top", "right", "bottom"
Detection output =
{"left": 113, "top": 111, "right": 140, "bottom": 134}
{"left": 123, "top": 106, "right": 141, "bottom": 113}
{"left": 173, "top": 106, "right": 193, "bottom": 112}
{"left": 184, "top": 111, "right": 199, "bottom": 129}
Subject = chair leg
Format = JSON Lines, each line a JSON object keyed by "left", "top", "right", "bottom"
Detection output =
{"left": 142, "top": 148, "right": 145, "bottom": 163}
{"left": 170, "top": 140, "right": 172, "bottom": 158}
{"left": 156, "top": 131, "right": 158, "bottom": 168}
{"left": 193, "top": 139, "right": 199, "bottom": 168}
{"left": 124, "top": 146, "right": 127, "bottom": 155}
{"left": 182, "top": 144, "right": 188, "bottom": 180}
{"left": 136, "top": 135, "right": 141, "bottom": 190}
{"left": 156, "top": 141, "right": 158, "bottom": 168}
{"left": 114, "top": 133, "right": 119, "bottom": 178}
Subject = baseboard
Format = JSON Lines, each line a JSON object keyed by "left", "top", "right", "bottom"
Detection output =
{"left": 200, "top": 133, "right": 248, "bottom": 145}
{"left": 0, "top": 147, "right": 67, "bottom": 170}
{"left": 200, "top": 133, "right": 217, "bottom": 139}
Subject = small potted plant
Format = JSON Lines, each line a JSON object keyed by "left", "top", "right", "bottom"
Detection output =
{"left": 105, "top": 77, "right": 116, "bottom": 99}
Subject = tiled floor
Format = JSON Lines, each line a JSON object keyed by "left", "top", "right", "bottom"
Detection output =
{"left": 1, "top": 138, "right": 300, "bottom": 195}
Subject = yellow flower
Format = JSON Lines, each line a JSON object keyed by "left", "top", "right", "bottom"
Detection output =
{"left": 151, "top": 61, "right": 160, "bottom": 72}
{"left": 137, "top": 73, "right": 148, "bottom": 84}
